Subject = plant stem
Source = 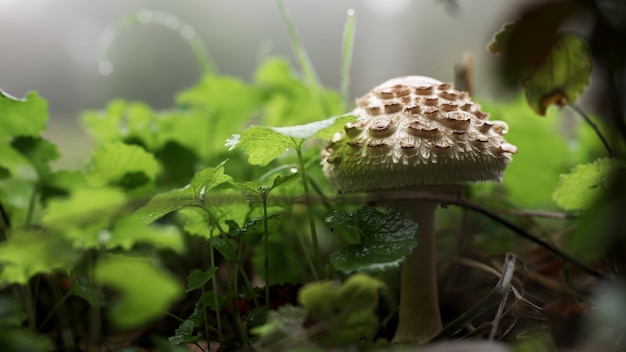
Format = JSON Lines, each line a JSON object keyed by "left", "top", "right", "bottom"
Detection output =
{"left": 261, "top": 192, "right": 271, "bottom": 308}
{"left": 340, "top": 9, "right": 356, "bottom": 111}
{"left": 393, "top": 201, "right": 442, "bottom": 344}
{"left": 208, "top": 237, "right": 223, "bottom": 346}
{"left": 296, "top": 147, "right": 321, "bottom": 280}
{"left": 568, "top": 104, "right": 615, "bottom": 158}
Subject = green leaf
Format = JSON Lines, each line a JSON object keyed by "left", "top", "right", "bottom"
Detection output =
{"left": 11, "top": 137, "right": 59, "bottom": 178}
{"left": 209, "top": 236, "right": 238, "bottom": 260}
{"left": 0, "top": 231, "right": 75, "bottom": 285}
{"left": 271, "top": 114, "right": 357, "bottom": 140}
{"left": 298, "top": 273, "right": 386, "bottom": 346}
{"left": 254, "top": 58, "right": 343, "bottom": 126}
{"left": 234, "top": 127, "right": 295, "bottom": 166}
{"left": 0, "top": 142, "right": 36, "bottom": 181}
{"left": 86, "top": 142, "right": 160, "bottom": 189}
{"left": 487, "top": 21, "right": 516, "bottom": 55}
{"left": 175, "top": 74, "right": 264, "bottom": 154}
{"left": 95, "top": 254, "right": 182, "bottom": 329}
{"left": 109, "top": 215, "right": 184, "bottom": 252}
{"left": 523, "top": 33, "right": 592, "bottom": 115}
{"left": 81, "top": 100, "right": 156, "bottom": 148}
{"left": 270, "top": 173, "right": 299, "bottom": 191}
{"left": 327, "top": 207, "right": 418, "bottom": 274}
{"left": 136, "top": 164, "right": 233, "bottom": 223}
{"left": 168, "top": 319, "right": 200, "bottom": 345}
{"left": 186, "top": 268, "right": 217, "bottom": 292}
{"left": 169, "top": 302, "right": 204, "bottom": 345}
{"left": 42, "top": 187, "right": 127, "bottom": 231}
{"left": 477, "top": 96, "right": 574, "bottom": 208}
{"left": 553, "top": 158, "right": 625, "bottom": 211}
{"left": 0, "top": 90, "right": 48, "bottom": 140}
{"left": 234, "top": 114, "right": 356, "bottom": 166}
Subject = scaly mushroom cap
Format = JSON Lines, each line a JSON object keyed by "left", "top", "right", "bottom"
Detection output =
{"left": 322, "top": 76, "right": 517, "bottom": 193}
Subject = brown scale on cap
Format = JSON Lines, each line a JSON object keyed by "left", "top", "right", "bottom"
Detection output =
{"left": 321, "top": 75, "right": 517, "bottom": 193}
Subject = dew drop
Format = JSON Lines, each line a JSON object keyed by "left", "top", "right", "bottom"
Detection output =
{"left": 98, "top": 61, "right": 113, "bottom": 76}
{"left": 347, "top": 8, "right": 355, "bottom": 16}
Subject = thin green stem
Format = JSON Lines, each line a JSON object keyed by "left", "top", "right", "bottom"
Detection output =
{"left": 296, "top": 147, "right": 321, "bottom": 280}
{"left": 275, "top": 0, "right": 332, "bottom": 116}
{"left": 275, "top": 0, "right": 319, "bottom": 90}
{"left": 340, "top": 9, "right": 356, "bottom": 111}
{"left": 24, "top": 185, "right": 39, "bottom": 227}
{"left": 208, "top": 231, "right": 223, "bottom": 346}
{"left": 203, "top": 208, "right": 259, "bottom": 308}
{"left": 23, "top": 283, "right": 36, "bottom": 330}
{"left": 0, "top": 200, "right": 10, "bottom": 241}
{"left": 261, "top": 192, "right": 270, "bottom": 308}
{"left": 568, "top": 104, "right": 615, "bottom": 158}
{"left": 98, "top": 9, "right": 215, "bottom": 76}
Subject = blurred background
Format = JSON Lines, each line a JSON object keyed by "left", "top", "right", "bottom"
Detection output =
{"left": 0, "top": 0, "right": 525, "bottom": 164}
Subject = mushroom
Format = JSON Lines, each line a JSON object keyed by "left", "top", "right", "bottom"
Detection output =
{"left": 321, "top": 76, "right": 517, "bottom": 344}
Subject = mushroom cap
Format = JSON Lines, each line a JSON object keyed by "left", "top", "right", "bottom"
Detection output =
{"left": 322, "top": 76, "right": 517, "bottom": 193}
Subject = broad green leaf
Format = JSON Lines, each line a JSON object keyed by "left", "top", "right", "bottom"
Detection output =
{"left": 200, "top": 290, "right": 229, "bottom": 311}
{"left": 11, "top": 137, "right": 59, "bottom": 178}
{"left": 523, "top": 34, "right": 591, "bottom": 115}
{"left": 42, "top": 187, "right": 126, "bottom": 231}
{"left": 477, "top": 97, "right": 574, "bottom": 207}
{"left": 487, "top": 21, "right": 516, "bottom": 55}
{"left": 189, "top": 164, "right": 233, "bottom": 198}
{"left": 327, "top": 207, "right": 418, "bottom": 274}
{"left": 86, "top": 142, "right": 160, "bottom": 190}
{"left": 185, "top": 268, "right": 217, "bottom": 292}
{"left": 179, "top": 207, "right": 212, "bottom": 238}
{"left": 271, "top": 114, "right": 356, "bottom": 140}
{"left": 298, "top": 273, "right": 386, "bottom": 346}
{"left": 40, "top": 170, "right": 86, "bottom": 202}
{"left": 136, "top": 188, "right": 198, "bottom": 225}
{"left": 175, "top": 74, "right": 264, "bottom": 154}
{"left": 0, "top": 90, "right": 48, "bottom": 140}
{"left": 254, "top": 58, "right": 343, "bottom": 126}
{"left": 234, "top": 114, "right": 356, "bottom": 166}
{"left": 270, "top": 173, "right": 299, "bottom": 191}
{"left": 81, "top": 100, "right": 156, "bottom": 148}
{"left": 553, "top": 158, "right": 625, "bottom": 211}
{"left": 176, "top": 74, "right": 263, "bottom": 115}
{"left": 0, "top": 143, "right": 36, "bottom": 181}
{"left": 209, "top": 236, "right": 238, "bottom": 260}
{"left": 235, "top": 127, "right": 295, "bottom": 166}
{"left": 95, "top": 255, "right": 182, "bottom": 329}
{"left": 108, "top": 215, "right": 183, "bottom": 252}
{"left": 136, "top": 164, "right": 233, "bottom": 224}
{"left": 0, "top": 178, "right": 38, "bottom": 226}
{"left": 0, "top": 231, "right": 75, "bottom": 284}
{"left": 169, "top": 302, "right": 204, "bottom": 345}
{"left": 168, "top": 319, "right": 199, "bottom": 345}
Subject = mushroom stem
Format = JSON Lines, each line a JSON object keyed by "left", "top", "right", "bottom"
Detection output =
{"left": 393, "top": 200, "right": 441, "bottom": 344}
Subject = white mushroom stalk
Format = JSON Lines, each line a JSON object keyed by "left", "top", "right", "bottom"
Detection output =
{"left": 321, "top": 76, "right": 517, "bottom": 344}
